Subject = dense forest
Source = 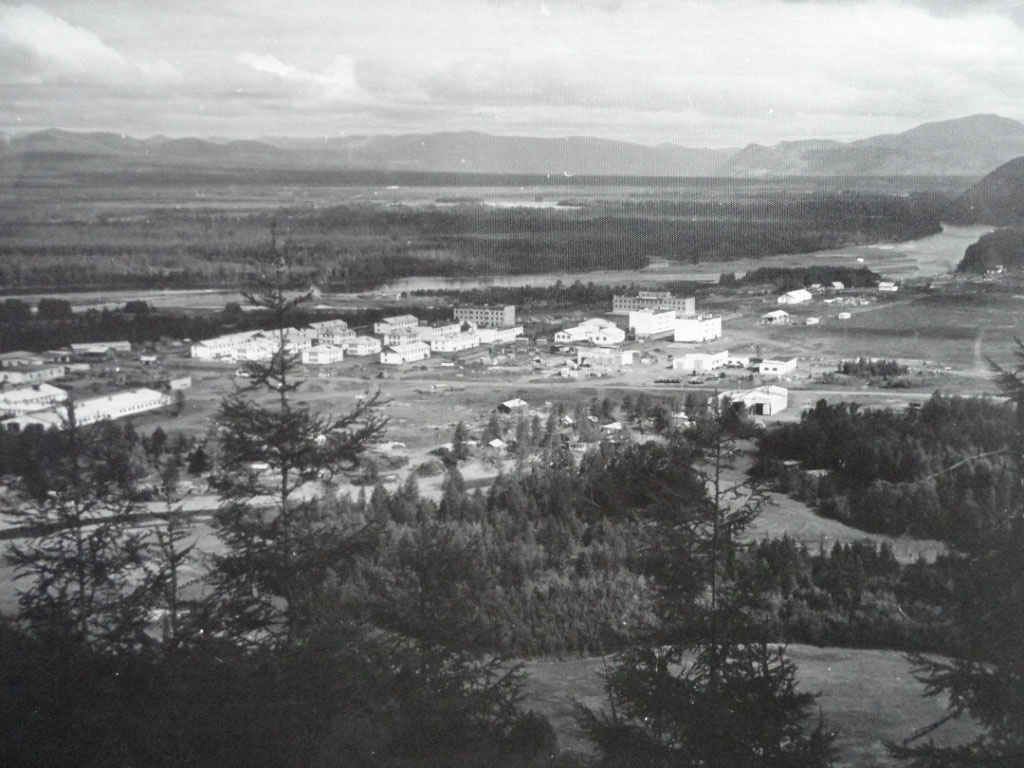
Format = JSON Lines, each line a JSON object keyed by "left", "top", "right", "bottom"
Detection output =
{"left": 0, "top": 192, "right": 944, "bottom": 292}
{"left": 754, "top": 396, "right": 1017, "bottom": 550}
{"left": 956, "top": 227, "right": 1024, "bottom": 273}
{"left": 730, "top": 265, "right": 881, "bottom": 291}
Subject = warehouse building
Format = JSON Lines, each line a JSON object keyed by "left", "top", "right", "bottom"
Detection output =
{"left": 673, "top": 349, "right": 729, "bottom": 373}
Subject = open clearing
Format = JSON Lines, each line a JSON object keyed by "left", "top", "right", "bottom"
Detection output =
{"left": 521, "top": 645, "right": 978, "bottom": 766}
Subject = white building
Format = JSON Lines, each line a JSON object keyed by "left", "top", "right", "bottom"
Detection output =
{"left": 759, "top": 357, "right": 799, "bottom": 376}
{"left": 3, "top": 388, "right": 170, "bottom": 432}
{"left": 673, "top": 350, "right": 729, "bottom": 373}
{"left": 476, "top": 326, "right": 524, "bottom": 345}
{"left": 0, "top": 351, "right": 47, "bottom": 368}
{"left": 629, "top": 310, "right": 677, "bottom": 338}
{"left": 380, "top": 341, "right": 431, "bottom": 365}
{"left": 374, "top": 314, "right": 419, "bottom": 335}
{"left": 302, "top": 345, "right": 345, "bottom": 365}
{"left": 554, "top": 326, "right": 591, "bottom": 344}
{"left": 0, "top": 365, "right": 66, "bottom": 386}
{"left": 554, "top": 319, "right": 626, "bottom": 346}
{"left": 778, "top": 288, "right": 812, "bottom": 305}
{"left": 612, "top": 291, "right": 695, "bottom": 316}
{"left": 382, "top": 327, "right": 419, "bottom": 346}
{"left": 718, "top": 385, "right": 789, "bottom": 416}
{"left": 430, "top": 333, "right": 480, "bottom": 353}
{"left": 309, "top": 319, "right": 349, "bottom": 338}
{"left": 454, "top": 305, "right": 516, "bottom": 328}
{"left": 674, "top": 315, "right": 722, "bottom": 343}
{"left": 831, "top": 281, "right": 845, "bottom": 290}
{"left": 878, "top": 281, "right": 898, "bottom": 292}
{"left": 345, "top": 336, "right": 383, "bottom": 356}
{"left": 577, "top": 347, "right": 634, "bottom": 367}
{"left": 726, "top": 355, "right": 751, "bottom": 368}
{"left": 0, "top": 383, "right": 68, "bottom": 416}
{"left": 190, "top": 330, "right": 264, "bottom": 361}
{"left": 413, "top": 322, "right": 462, "bottom": 343}
{"left": 760, "top": 310, "right": 791, "bottom": 326}
{"left": 70, "top": 341, "right": 132, "bottom": 356}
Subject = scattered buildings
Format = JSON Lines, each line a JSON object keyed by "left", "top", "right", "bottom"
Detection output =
{"left": 778, "top": 288, "right": 812, "bottom": 305}
{"left": 760, "top": 310, "right": 791, "bottom": 326}
{"left": 718, "top": 385, "right": 789, "bottom": 416}
{"left": 454, "top": 305, "right": 516, "bottom": 328}
{"left": 673, "top": 315, "right": 722, "bottom": 343}
{"left": 380, "top": 341, "right": 430, "bottom": 365}
{"left": 759, "top": 357, "right": 799, "bottom": 376}
{"left": 628, "top": 309, "right": 678, "bottom": 338}
{"left": 612, "top": 291, "right": 695, "bottom": 316}
{"left": 673, "top": 349, "right": 729, "bottom": 373}
{"left": 302, "top": 345, "right": 345, "bottom": 365}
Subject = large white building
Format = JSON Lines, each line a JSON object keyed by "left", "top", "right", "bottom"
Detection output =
{"left": 674, "top": 315, "right": 722, "bottom": 343}
{"left": 373, "top": 314, "right": 419, "bottom": 335}
{"left": 302, "top": 345, "right": 345, "bottom": 365}
{"left": 454, "top": 305, "right": 516, "bottom": 328}
{"left": 629, "top": 310, "right": 678, "bottom": 338}
{"left": 309, "top": 319, "right": 349, "bottom": 337}
{"left": 759, "top": 357, "right": 799, "bottom": 376}
{"left": 673, "top": 349, "right": 729, "bottom": 373}
{"left": 345, "top": 336, "right": 383, "bottom": 356}
{"left": 430, "top": 332, "right": 480, "bottom": 353}
{"left": 0, "top": 365, "right": 66, "bottom": 386}
{"left": 190, "top": 330, "right": 264, "bottom": 361}
{"left": 476, "top": 326, "right": 524, "bottom": 345}
{"left": 413, "top": 322, "right": 463, "bottom": 343}
{"left": 2, "top": 388, "right": 170, "bottom": 432}
{"left": 778, "top": 288, "right": 813, "bottom": 305}
{"left": 380, "top": 341, "right": 431, "bottom": 365}
{"left": 613, "top": 291, "right": 695, "bottom": 316}
{"left": 382, "top": 327, "right": 420, "bottom": 347}
{"left": 0, "top": 383, "right": 68, "bottom": 416}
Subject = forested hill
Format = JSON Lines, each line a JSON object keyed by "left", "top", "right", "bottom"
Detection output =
{"left": 956, "top": 155, "right": 1024, "bottom": 225}
{"left": 957, "top": 227, "right": 1024, "bottom": 273}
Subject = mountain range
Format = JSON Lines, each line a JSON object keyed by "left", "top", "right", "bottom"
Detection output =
{"left": 3, "top": 114, "right": 1024, "bottom": 179}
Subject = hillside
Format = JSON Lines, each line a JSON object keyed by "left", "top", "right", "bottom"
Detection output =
{"left": 3, "top": 114, "right": 1023, "bottom": 179}
{"left": 957, "top": 155, "right": 1024, "bottom": 225}
{"left": 956, "top": 227, "right": 1024, "bottom": 273}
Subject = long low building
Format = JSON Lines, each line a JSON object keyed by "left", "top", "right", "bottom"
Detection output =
{"left": 2, "top": 388, "right": 171, "bottom": 432}
{"left": 380, "top": 341, "right": 431, "bottom": 365}
{"left": 476, "top": 326, "right": 524, "bottom": 345}
{"left": 0, "top": 365, "right": 66, "bottom": 386}
{"left": 759, "top": 357, "right": 799, "bottom": 376}
{"left": 0, "top": 382, "right": 68, "bottom": 416}
{"left": 673, "top": 349, "right": 728, "bottom": 373}
{"left": 430, "top": 333, "right": 480, "bottom": 353}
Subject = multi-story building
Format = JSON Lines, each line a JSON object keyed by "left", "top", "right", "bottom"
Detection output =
{"left": 345, "top": 336, "right": 383, "bottom": 356}
{"left": 382, "top": 327, "right": 419, "bottom": 347}
{"left": 373, "top": 314, "right": 419, "bottom": 335}
{"left": 302, "top": 345, "right": 345, "bottom": 365}
{"left": 430, "top": 332, "right": 480, "bottom": 353}
{"left": 612, "top": 291, "right": 695, "bottom": 316}
{"left": 413, "top": 322, "right": 463, "bottom": 343}
{"left": 0, "top": 383, "right": 68, "bottom": 416}
{"left": 380, "top": 341, "right": 431, "bottom": 365}
{"left": 454, "top": 305, "right": 516, "bottom": 329}
{"left": 628, "top": 310, "right": 678, "bottom": 338}
{"left": 309, "top": 319, "right": 349, "bottom": 337}
{"left": 674, "top": 315, "right": 722, "bottom": 343}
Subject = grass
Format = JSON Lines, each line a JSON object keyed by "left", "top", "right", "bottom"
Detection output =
{"left": 521, "top": 645, "right": 978, "bottom": 766}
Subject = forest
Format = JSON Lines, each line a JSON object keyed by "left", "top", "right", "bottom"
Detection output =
{"left": 754, "top": 396, "right": 1018, "bottom": 550}
{"left": 0, "top": 192, "right": 943, "bottom": 293}
{"left": 956, "top": 227, "right": 1024, "bottom": 273}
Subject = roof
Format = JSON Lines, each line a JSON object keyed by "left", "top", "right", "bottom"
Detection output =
{"left": 381, "top": 314, "right": 419, "bottom": 324}
{"left": 762, "top": 310, "right": 790, "bottom": 318}
{"left": 501, "top": 398, "right": 528, "bottom": 409}
{"left": 0, "top": 383, "right": 67, "bottom": 404}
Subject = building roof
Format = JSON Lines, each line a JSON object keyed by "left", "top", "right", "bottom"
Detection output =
{"left": 501, "top": 398, "right": 528, "bottom": 409}
{"left": 762, "top": 310, "right": 790, "bottom": 319}
{"left": 0, "top": 383, "right": 67, "bottom": 405}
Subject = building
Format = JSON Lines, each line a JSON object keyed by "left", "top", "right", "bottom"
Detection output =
{"left": 831, "top": 281, "right": 845, "bottom": 290}
{"left": 837, "top": 312, "right": 852, "bottom": 320}
{"left": 498, "top": 398, "right": 528, "bottom": 414}
{"left": 629, "top": 310, "right": 678, "bottom": 338}
{"left": 759, "top": 357, "right": 799, "bottom": 376}
{"left": 413, "top": 322, "right": 462, "bottom": 343}
{"left": 302, "top": 345, "right": 345, "bottom": 365}
{"left": 726, "top": 355, "right": 751, "bottom": 368}
{"left": 373, "top": 314, "right": 419, "bottom": 335}
{"left": 321, "top": 326, "right": 356, "bottom": 346}
{"left": 805, "top": 317, "right": 820, "bottom": 326}
{"left": 577, "top": 347, "right": 634, "bottom": 367}
{"left": 778, "top": 288, "right": 812, "bottom": 305}
{"left": 190, "top": 330, "right": 264, "bottom": 361}
{"left": 0, "top": 365, "right": 66, "bottom": 386}
{"left": 554, "top": 325, "right": 591, "bottom": 344}
{"left": 168, "top": 377, "right": 192, "bottom": 390}
{"left": 430, "top": 332, "right": 480, "bottom": 353}
{"left": 760, "top": 310, "right": 791, "bottom": 326}
{"left": 379, "top": 341, "right": 431, "bottom": 365}
{"left": 0, "top": 383, "right": 68, "bottom": 416}
{"left": 878, "top": 281, "right": 898, "bottom": 292}
{"left": 674, "top": 315, "right": 722, "bottom": 343}
{"left": 718, "top": 385, "right": 789, "bottom": 416}
{"left": 345, "top": 336, "right": 382, "bottom": 356}
{"left": 476, "top": 326, "right": 524, "bottom": 345}
{"left": 382, "top": 327, "right": 420, "bottom": 346}
{"left": 2, "top": 388, "right": 170, "bottom": 432}
{"left": 454, "top": 305, "right": 516, "bottom": 329}
{"left": 309, "top": 319, "right": 349, "bottom": 337}
{"left": 673, "top": 349, "right": 729, "bottom": 373}
{"left": 612, "top": 291, "right": 695, "bottom": 316}
{"left": 70, "top": 341, "right": 132, "bottom": 358}
{"left": 555, "top": 319, "right": 625, "bottom": 346}
{"left": 0, "top": 351, "right": 47, "bottom": 368}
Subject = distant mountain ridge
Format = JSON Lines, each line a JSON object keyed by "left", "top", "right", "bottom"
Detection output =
{"left": 3, "top": 114, "right": 1023, "bottom": 178}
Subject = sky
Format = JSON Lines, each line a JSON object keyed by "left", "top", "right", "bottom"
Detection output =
{"left": 2, "top": 0, "right": 1024, "bottom": 147}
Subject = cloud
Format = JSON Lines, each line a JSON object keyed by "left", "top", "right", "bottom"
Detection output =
{"left": 0, "top": 3, "right": 181, "bottom": 86}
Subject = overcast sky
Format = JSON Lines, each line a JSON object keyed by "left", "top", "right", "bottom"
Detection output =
{"left": 2, "top": 0, "right": 1024, "bottom": 146}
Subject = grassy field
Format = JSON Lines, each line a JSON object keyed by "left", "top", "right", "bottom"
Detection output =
{"left": 521, "top": 645, "right": 978, "bottom": 766}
